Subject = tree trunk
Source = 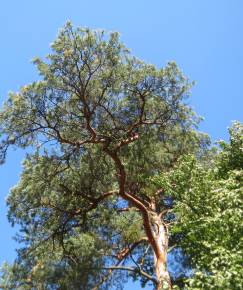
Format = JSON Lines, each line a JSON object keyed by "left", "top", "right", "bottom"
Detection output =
{"left": 150, "top": 213, "right": 172, "bottom": 290}
{"left": 155, "top": 255, "right": 171, "bottom": 290}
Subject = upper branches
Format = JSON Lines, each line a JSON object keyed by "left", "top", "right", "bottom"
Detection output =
{"left": 0, "top": 22, "right": 205, "bottom": 289}
{"left": 0, "top": 23, "right": 194, "bottom": 165}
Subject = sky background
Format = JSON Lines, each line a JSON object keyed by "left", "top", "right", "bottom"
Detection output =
{"left": 0, "top": 1, "right": 242, "bottom": 289}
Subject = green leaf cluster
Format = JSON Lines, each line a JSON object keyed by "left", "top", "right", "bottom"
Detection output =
{"left": 153, "top": 122, "right": 243, "bottom": 289}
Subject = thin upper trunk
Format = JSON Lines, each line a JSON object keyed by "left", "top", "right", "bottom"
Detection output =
{"left": 104, "top": 148, "right": 172, "bottom": 289}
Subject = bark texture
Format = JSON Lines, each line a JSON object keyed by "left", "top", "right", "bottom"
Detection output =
{"left": 150, "top": 212, "right": 172, "bottom": 290}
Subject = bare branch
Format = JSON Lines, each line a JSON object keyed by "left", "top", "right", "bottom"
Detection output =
{"left": 101, "top": 266, "right": 158, "bottom": 284}
{"left": 115, "top": 237, "right": 148, "bottom": 261}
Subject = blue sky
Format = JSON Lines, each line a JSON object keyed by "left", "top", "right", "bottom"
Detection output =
{"left": 0, "top": 1, "right": 242, "bottom": 289}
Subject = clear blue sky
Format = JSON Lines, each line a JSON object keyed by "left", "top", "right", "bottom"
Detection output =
{"left": 0, "top": 1, "right": 242, "bottom": 289}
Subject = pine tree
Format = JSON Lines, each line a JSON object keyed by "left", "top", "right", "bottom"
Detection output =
{"left": 1, "top": 23, "right": 241, "bottom": 290}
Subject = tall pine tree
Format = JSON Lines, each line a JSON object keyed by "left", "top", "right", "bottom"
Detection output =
{"left": 0, "top": 23, "right": 241, "bottom": 289}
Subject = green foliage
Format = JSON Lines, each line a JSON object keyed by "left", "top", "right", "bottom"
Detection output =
{"left": 0, "top": 22, "right": 241, "bottom": 289}
{"left": 153, "top": 122, "right": 243, "bottom": 289}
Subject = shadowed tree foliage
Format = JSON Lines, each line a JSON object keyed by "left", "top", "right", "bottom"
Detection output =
{"left": 0, "top": 23, "right": 241, "bottom": 289}
{"left": 152, "top": 122, "right": 243, "bottom": 289}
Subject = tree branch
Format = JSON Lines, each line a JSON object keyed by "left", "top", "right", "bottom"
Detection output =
{"left": 115, "top": 237, "right": 148, "bottom": 260}
{"left": 101, "top": 266, "right": 158, "bottom": 284}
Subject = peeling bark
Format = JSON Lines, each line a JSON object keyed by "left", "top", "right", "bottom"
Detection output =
{"left": 150, "top": 212, "right": 172, "bottom": 290}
